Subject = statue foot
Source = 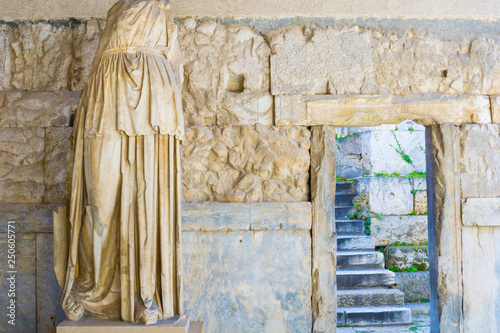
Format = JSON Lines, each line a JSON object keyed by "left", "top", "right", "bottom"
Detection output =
{"left": 137, "top": 308, "right": 160, "bottom": 325}
{"left": 63, "top": 296, "right": 84, "bottom": 321}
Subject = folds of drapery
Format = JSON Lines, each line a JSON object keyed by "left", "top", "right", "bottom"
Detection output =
{"left": 54, "top": 91, "right": 184, "bottom": 321}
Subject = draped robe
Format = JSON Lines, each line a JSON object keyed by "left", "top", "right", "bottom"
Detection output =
{"left": 53, "top": 0, "right": 185, "bottom": 322}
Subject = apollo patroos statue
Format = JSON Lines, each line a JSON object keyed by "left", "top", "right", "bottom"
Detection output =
{"left": 53, "top": 0, "right": 185, "bottom": 325}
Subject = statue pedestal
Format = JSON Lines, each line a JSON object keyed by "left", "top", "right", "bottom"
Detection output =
{"left": 56, "top": 315, "right": 204, "bottom": 333}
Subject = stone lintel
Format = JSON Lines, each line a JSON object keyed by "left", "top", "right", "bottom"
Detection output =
{"left": 462, "top": 198, "right": 500, "bottom": 227}
{"left": 275, "top": 94, "right": 491, "bottom": 126}
{"left": 181, "top": 202, "right": 312, "bottom": 232}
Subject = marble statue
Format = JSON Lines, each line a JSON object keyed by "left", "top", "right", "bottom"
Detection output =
{"left": 53, "top": 0, "right": 185, "bottom": 325}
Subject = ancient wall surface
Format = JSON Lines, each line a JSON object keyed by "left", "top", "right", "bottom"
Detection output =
{"left": 0, "top": 14, "right": 500, "bottom": 333}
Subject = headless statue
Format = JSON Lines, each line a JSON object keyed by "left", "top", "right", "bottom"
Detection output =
{"left": 53, "top": 0, "right": 185, "bottom": 325}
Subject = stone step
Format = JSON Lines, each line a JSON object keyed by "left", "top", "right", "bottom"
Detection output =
{"left": 337, "top": 269, "right": 395, "bottom": 289}
{"left": 338, "top": 235, "right": 375, "bottom": 251}
{"left": 335, "top": 193, "right": 357, "bottom": 206}
{"left": 336, "top": 220, "right": 364, "bottom": 234}
{"left": 337, "top": 250, "right": 384, "bottom": 269}
{"left": 336, "top": 182, "right": 356, "bottom": 194}
{"left": 337, "top": 306, "right": 412, "bottom": 326}
{"left": 335, "top": 206, "right": 357, "bottom": 220}
{"left": 337, "top": 288, "right": 405, "bottom": 307}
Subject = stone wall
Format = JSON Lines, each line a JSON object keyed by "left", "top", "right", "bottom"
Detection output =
{"left": 0, "top": 15, "right": 500, "bottom": 333}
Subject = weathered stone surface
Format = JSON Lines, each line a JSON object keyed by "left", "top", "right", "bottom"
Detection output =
{"left": 0, "top": 232, "right": 36, "bottom": 332}
{"left": 412, "top": 177, "right": 427, "bottom": 191}
{"left": 0, "top": 91, "right": 80, "bottom": 127}
{"left": 492, "top": 95, "right": 500, "bottom": 124}
{"left": 461, "top": 227, "right": 500, "bottom": 332}
{"left": 181, "top": 125, "right": 310, "bottom": 202}
{"left": 179, "top": 20, "right": 272, "bottom": 126}
{"left": 0, "top": 128, "right": 45, "bottom": 203}
{"left": 250, "top": 202, "right": 312, "bottom": 230}
{"left": 44, "top": 127, "right": 73, "bottom": 204}
{"left": 0, "top": 20, "right": 104, "bottom": 91}
{"left": 384, "top": 246, "right": 429, "bottom": 270}
{"left": 310, "top": 126, "right": 336, "bottom": 332}
{"left": 366, "top": 129, "right": 426, "bottom": 175}
{"left": 182, "top": 230, "right": 312, "bottom": 333}
{"left": 270, "top": 25, "right": 500, "bottom": 95}
{"left": 36, "top": 233, "right": 65, "bottom": 333}
{"left": 430, "top": 124, "right": 463, "bottom": 332}
{"left": 0, "top": 203, "right": 55, "bottom": 233}
{"left": 275, "top": 94, "right": 491, "bottom": 126}
{"left": 460, "top": 124, "right": 500, "bottom": 198}
{"left": 363, "top": 177, "right": 414, "bottom": 215}
{"left": 394, "top": 272, "right": 431, "bottom": 302}
{"left": 336, "top": 133, "right": 363, "bottom": 179}
{"left": 414, "top": 191, "right": 428, "bottom": 215}
{"left": 462, "top": 198, "right": 500, "bottom": 227}
{"left": 181, "top": 202, "right": 311, "bottom": 232}
{"left": 371, "top": 216, "right": 428, "bottom": 247}
{"left": 181, "top": 202, "right": 251, "bottom": 231}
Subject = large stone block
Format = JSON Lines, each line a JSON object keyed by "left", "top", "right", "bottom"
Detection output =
{"left": 0, "top": 91, "right": 80, "bottom": 128}
{"left": 36, "top": 233, "right": 65, "bottom": 333}
{"left": 182, "top": 202, "right": 311, "bottom": 231}
{"left": 275, "top": 94, "right": 491, "bottom": 126}
{"left": 394, "top": 272, "right": 430, "bottom": 302}
{"left": 0, "top": 232, "right": 36, "bottom": 332}
{"left": 270, "top": 25, "right": 500, "bottom": 95}
{"left": 370, "top": 215, "right": 428, "bottom": 247}
{"left": 181, "top": 125, "right": 310, "bottom": 202}
{"left": 460, "top": 124, "right": 500, "bottom": 198}
{"left": 0, "top": 127, "right": 45, "bottom": 203}
{"left": 384, "top": 246, "right": 429, "bottom": 270}
{"left": 0, "top": 20, "right": 104, "bottom": 91}
{"left": 462, "top": 198, "right": 500, "bottom": 227}
{"left": 182, "top": 230, "right": 311, "bottom": 333}
{"left": 366, "top": 129, "right": 426, "bottom": 175}
{"left": 44, "top": 127, "right": 73, "bottom": 204}
{"left": 362, "top": 177, "right": 414, "bottom": 215}
{"left": 179, "top": 20, "right": 272, "bottom": 126}
{"left": 336, "top": 133, "right": 364, "bottom": 179}
{"left": 462, "top": 227, "right": 500, "bottom": 332}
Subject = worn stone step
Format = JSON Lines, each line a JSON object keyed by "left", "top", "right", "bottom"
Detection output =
{"left": 335, "top": 206, "right": 357, "bottom": 220}
{"left": 335, "top": 193, "right": 357, "bottom": 206}
{"left": 337, "top": 250, "right": 384, "bottom": 269}
{"left": 337, "top": 306, "right": 412, "bottom": 326}
{"left": 337, "top": 269, "right": 395, "bottom": 289}
{"left": 337, "top": 288, "right": 405, "bottom": 307}
{"left": 336, "top": 182, "right": 356, "bottom": 194}
{"left": 336, "top": 220, "right": 364, "bottom": 234}
{"left": 338, "top": 235, "right": 375, "bottom": 250}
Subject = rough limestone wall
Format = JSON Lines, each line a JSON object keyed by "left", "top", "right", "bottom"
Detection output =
{"left": 1, "top": 16, "right": 500, "bottom": 333}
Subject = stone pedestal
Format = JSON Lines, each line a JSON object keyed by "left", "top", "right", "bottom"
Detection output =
{"left": 56, "top": 316, "right": 204, "bottom": 333}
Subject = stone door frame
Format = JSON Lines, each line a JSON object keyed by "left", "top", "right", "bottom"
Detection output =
{"left": 302, "top": 95, "right": 477, "bottom": 332}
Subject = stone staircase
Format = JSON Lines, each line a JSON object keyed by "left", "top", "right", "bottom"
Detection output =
{"left": 335, "top": 181, "right": 412, "bottom": 327}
